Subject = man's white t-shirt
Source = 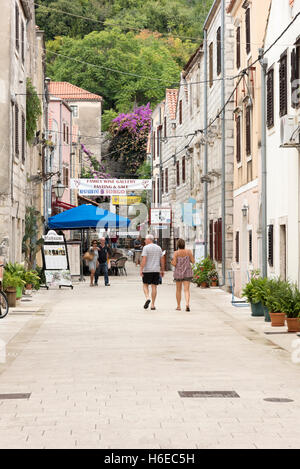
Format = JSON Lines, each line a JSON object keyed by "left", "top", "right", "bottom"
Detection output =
{"left": 142, "top": 243, "right": 163, "bottom": 273}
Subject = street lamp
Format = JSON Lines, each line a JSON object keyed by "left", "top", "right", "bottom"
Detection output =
{"left": 242, "top": 203, "right": 249, "bottom": 217}
{"left": 53, "top": 179, "right": 65, "bottom": 199}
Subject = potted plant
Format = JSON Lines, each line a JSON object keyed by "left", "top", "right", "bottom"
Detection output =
{"left": 2, "top": 272, "right": 25, "bottom": 307}
{"left": 242, "top": 276, "right": 266, "bottom": 317}
{"left": 23, "top": 270, "right": 41, "bottom": 291}
{"left": 251, "top": 277, "right": 270, "bottom": 319}
{"left": 285, "top": 284, "right": 300, "bottom": 333}
{"left": 4, "top": 263, "right": 26, "bottom": 299}
{"left": 265, "top": 278, "right": 288, "bottom": 327}
{"left": 208, "top": 269, "right": 219, "bottom": 287}
{"left": 193, "top": 257, "right": 215, "bottom": 288}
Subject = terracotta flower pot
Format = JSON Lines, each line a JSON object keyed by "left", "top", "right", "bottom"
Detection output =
{"left": 5, "top": 287, "right": 17, "bottom": 308}
{"left": 269, "top": 312, "right": 286, "bottom": 327}
{"left": 286, "top": 318, "right": 300, "bottom": 333}
{"left": 211, "top": 281, "right": 218, "bottom": 287}
{"left": 200, "top": 282, "right": 209, "bottom": 288}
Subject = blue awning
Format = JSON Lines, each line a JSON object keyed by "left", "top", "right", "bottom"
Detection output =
{"left": 48, "top": 204, "right": 130, "bottom": 230}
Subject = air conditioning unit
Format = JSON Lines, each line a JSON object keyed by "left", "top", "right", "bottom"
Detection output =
{"left": 280, "top": 115, "right": 300, "bottom": 148}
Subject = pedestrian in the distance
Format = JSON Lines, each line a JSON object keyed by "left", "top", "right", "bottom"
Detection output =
{"left": 94, "top": 237, "right": 112, "bottom": 287}
{"left": 88, "top": 240, "right": 99, "bottom": 287}
{"left": 140, "top": 234, "right": 165, "bottom": 310}
{"left": 171, "top": 239, "right": 195, "bottom": 311}
{"left": 134, "top": 236, "right": 142, "bottom": 266}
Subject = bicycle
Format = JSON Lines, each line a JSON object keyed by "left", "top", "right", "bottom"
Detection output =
{"left": 0, "top": 264, "right": 9, "bottom": 319}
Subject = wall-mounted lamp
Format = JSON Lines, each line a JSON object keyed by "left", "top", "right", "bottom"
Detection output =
{"left": 53, "top": 179, "right": 66, "bottom": 199}
{"left": 242, "top": 203, "right": 249, "bottom": 217}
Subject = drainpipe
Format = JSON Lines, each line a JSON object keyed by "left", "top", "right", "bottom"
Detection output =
{"left": 259, "top": 48, "right": 268, "bottom": 278}
{"left": 221, "top": 0, "right": 226, "bottom": 285}
{"left": 204, "top": 29, "right": 208, "bottom": 258}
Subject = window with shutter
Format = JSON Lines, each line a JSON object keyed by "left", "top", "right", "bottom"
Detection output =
{"left": 176, "top": 161, "right": 180, "bottom": 186}
{"left": 15, "top": 104, "right": 19, "bottom": 157}
{"left": 165, "top": 168, "right": 168, "bottom": 193}
{"left": 153, "top": 131, "right": 156, "bottom": 159}
{"left": 63, "top": 123, "right": 66, "bottom": 142}
{"left": 164, "top": 117, "right": 167, "bottom": 138}
{"left": 161, "top": 171, "right": 164, "bottom": 195}
{"left": 66, "top": 126, "right": 69, "bottom": 145}
{"left": 245, "top": 8, "right": 251, "bottom": 55}
{"left": 217, "top": 27, "right": 221, "bottom": 76}
{"left": 279, "top": 53, "right": 288, "bottom": 117}
{"left": 236, "top": 115, "right": 241, "bottom": 163}
{"left": 236, "top": 27, "right": 241, "bottom": 69}
{"left": 21, "top": 22, "right": 25, "bottom": 63}
{"left": 209, "top": 42, "right": 214, "bottom": 87}
{"left": 268, "top": 225, "right": 274, "bottom": 267}
{"left": 246, "top": 107, "right": 251, "bottom": 156}
{"left": 153, "top": 180, "right": 156, "bottom": 204}
{"left": 267, "top": 69, "right": 274, "bottom": 128}
{"left": 22, "top": 113, "right": 25, "bottom": 164}
{"left": 182, "top": 156, "right": 186, "bottom": 183}
{"left": 179, "top": 100, "right": 183, "bottom": 125}
{"left": 157, "top": 179, "right": 160, "bottom": 204}
{"left": 15, "top": 4, "right": 19, "bottom": 51}
{"left": 249, "top": 230, "right": 252, "bottom": 263}
{"left": 209, "top": 220, "right": 214, "bottom": 260}
{"left": 291, "top": 42, "right": 300, "bottom": 108}
{"left": 214, "top": 221, "right": 218, "bottom": 261}
{"left": 235, "top": 231, "right": 239, "bottom": 263}
{"left": 217, "top": 218, "right": 222, "bottom": 262}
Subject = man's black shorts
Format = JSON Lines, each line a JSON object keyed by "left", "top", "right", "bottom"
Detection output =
{"left": 143, "top": 272, "right": 160, "bottom": 285}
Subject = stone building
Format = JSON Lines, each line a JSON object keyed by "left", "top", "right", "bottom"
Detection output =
{"left": 0, "top": 0, "right": 46, "bottom": 263}
{"left": 264, "top": 0, "right": 300, "bottom": 284}
{"left": 203, "top": 0, "right": 235, "bottom": 286}
{"left": 227, "top": 0, "right": 272, "bottom": 296}
{"left": 48, "top": 82, "right": 102, "bottom": 167}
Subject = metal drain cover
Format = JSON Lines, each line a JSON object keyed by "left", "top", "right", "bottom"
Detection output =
{"left": 0, "top": 393, "right": 31, "bottom": 400}
{"left": 264, "top": 398, "right": 294, "bottom": 403}
{"left": 179, "top": 391, "right": 240, "bottom": 398}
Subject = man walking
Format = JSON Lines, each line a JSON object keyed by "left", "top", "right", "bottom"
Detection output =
{"left": 133, "top": 236, "right": 142, "bottom": 266}
{"left": 95, "top": 237, "right": 111, "bottom": 287}
{"left": 140, "top": 235, "right": 165, "bottom": 310}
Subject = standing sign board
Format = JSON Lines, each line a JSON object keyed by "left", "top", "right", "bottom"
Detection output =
{"left": 42, "top": 231, "right": 73, "bottom": 289}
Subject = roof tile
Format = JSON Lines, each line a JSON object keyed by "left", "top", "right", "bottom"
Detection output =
{"left": 49, "top": 81, "right": 102, "bottom": 102}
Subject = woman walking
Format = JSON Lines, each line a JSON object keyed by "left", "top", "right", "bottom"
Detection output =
{"left": 88, "top": 240, "right": 99, "bottom": 287}
{"left": 171, "top": 239, "right": 195, "bottom": 311}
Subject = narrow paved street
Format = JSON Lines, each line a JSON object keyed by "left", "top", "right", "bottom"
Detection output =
{"left": 0, "top": 263, "right": 300, "bottom": 449}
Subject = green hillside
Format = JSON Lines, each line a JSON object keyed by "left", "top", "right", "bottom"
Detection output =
{"left": 35, "top": 0, "right": 213, "bottom": 115}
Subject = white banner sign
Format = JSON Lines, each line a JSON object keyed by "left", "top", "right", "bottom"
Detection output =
{"left": 70, "top": 179, "right": 152, "bottom": 196}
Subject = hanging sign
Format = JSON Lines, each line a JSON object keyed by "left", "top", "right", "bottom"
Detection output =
{"left": 70, "top": 179, "right": 152, "bottom": 196}
{"left": 112, "top": 195, "right": 142, "bottom": 205}
{"left": 150, "top": 208, "right": 172, "bottom": 225}
{"left": 42, "top": 230, "right": 73, "bottom": 289}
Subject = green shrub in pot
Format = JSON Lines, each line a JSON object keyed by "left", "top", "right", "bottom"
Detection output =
{"left": 2, "top": 272, "right": 26, "bottom": 290}
{"left": 23, "top": 270, "right": 41, "bottom": 290}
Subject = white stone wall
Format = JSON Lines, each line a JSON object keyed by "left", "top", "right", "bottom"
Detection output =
{"left": 265, "top": 0, "right": 300, "bottom": 285}
{"left": 205, "top": 0, "right": 235, "bottom": 283}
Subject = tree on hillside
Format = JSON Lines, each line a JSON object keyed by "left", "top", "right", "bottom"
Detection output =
{"left": 35, "top": 0, "right": 214, "bottom": 42}
{"left": 47, "top": 29, "right": 181, "bottom": 112}
{"left": 35, "top": 0, "right": 112, "bottom": 40}
{"left": 107, "top": 104, "right": 152, "bottom": 176}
